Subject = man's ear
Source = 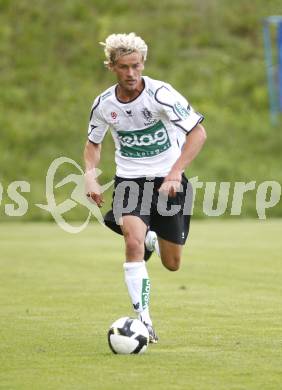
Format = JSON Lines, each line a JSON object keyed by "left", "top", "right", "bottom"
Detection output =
{"left": 108, "top": 63, "right": 115, "bottom": 73}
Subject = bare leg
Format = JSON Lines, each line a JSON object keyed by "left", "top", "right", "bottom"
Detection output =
{"left": 120, "top": 215, "right": 147, "bottom": 261}
{"left": 158, "top": 237, "right": 183, "bottom": 271}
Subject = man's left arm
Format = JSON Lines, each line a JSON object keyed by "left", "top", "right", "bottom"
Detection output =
{"left": 159, "top": 123, "right": 207, "bottom": 196}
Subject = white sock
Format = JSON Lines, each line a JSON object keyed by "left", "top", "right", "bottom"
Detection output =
{"left": 123, "top": 261, "right": 152, "bottom": 325}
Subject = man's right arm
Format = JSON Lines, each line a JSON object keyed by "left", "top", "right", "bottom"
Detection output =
{"left": 84, "top": 141, "right": 104, "bottom": 207}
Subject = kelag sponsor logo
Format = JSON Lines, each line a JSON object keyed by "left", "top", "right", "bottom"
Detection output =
{"left": 117, "top": 120, "right": 171, "bottom": 158}
{"left": 142, "top": 278, "right": 150, "bottom": 309}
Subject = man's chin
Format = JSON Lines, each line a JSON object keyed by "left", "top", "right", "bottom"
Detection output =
{"left": 125, "top": 82, "right": 136, "bottom": 89}
{"left": 122, "top": 85, "right": 136, "bottom": 93}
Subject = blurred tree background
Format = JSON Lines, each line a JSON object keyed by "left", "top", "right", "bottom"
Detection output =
{"left": 0, "top": 0, "right": 281, "bottom": 221}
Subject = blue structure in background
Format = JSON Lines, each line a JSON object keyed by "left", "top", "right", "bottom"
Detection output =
{"left": 263, "top": 16, "right": 282, "bottom": 125}
{"left": 278, "top": 22, "right": 282, "bottom": 112}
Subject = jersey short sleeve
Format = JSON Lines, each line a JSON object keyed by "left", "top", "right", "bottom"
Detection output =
{"left": 155, "top": 84, "right": 204, "bottom": 134}
{"left": 87, "top": 96, "right": 109, "bottom": 144}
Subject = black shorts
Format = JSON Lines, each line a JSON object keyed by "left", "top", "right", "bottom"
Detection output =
{"left": 104, "top": 175, "right": 192, "bottom": 245}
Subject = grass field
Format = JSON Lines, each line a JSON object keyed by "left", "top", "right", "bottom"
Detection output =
{"left": 0, "top": 220, "right": 282, "bottom": 390}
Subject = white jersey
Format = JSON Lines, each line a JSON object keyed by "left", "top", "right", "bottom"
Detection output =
{"left": 88, "top": 76, "right": 203, "bottom": 178}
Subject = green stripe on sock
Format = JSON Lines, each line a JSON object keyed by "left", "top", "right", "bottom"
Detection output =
{"left": 142, "top": 278, "right": 150, "bottom": 309}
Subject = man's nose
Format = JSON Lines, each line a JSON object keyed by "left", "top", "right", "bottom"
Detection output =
{"left": 127, "top": 67, "right": 134, "bottom": 77}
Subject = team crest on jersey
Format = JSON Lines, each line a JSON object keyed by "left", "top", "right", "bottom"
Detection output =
{"left": 141, "top": 108, "right": 156, "bottom": 125}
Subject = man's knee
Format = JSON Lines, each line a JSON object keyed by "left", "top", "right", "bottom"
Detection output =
{"left": 162, "top": 255, "right": 181, "bottom": 272}
{"left": 124, "top": 232, "right": 144, "bottom": 255}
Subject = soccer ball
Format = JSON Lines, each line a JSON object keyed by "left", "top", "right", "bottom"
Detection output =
{"left": 108, "top": 317, "right": 149, "bottom": 354}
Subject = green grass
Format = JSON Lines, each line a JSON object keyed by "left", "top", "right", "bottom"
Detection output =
{"left": 0, "top": 0, "right": 282, "bottom": 219}
{"left": 0, "top": 220, "right": 282, "bottom": 389}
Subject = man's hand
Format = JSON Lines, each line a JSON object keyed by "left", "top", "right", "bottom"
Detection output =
{"left": 159, "top": 169, "right": 182, "bottom": 197}
{"left": 84, "top": 169, "right": 104, "bottom": 208}
{"left": 87, "top": 190, "right": 104, "bottom": 208}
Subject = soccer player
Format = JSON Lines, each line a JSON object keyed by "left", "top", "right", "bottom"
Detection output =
{"left": 84, "top": 33, "right": 207, "bottom": 343}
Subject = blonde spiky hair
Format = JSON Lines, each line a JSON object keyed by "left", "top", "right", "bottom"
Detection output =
{"left": 99, "top": 32, "right": 148, "bottom": 67}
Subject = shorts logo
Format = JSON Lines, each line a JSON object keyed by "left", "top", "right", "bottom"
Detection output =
{"left": 117, "top": 120, "right": 171, "bottom": 158}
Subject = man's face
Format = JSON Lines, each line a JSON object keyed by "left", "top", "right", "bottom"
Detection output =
{"left": 111, "top": 52, "right": 144, "bottom": 92}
